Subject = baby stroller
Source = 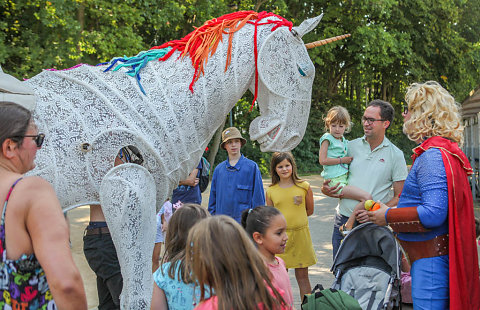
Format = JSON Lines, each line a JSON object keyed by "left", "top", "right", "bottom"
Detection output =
{"left": 331, "top": 222, "right": 401, "bottom": 310}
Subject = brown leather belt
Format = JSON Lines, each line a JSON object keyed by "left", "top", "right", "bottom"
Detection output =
{"left": 84, "top": 226, "right": 110, "bottom": 236}
{"left": 398, "top": 234, "right": 448, "bottom": 265}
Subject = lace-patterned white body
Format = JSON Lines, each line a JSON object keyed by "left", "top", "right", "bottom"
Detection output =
{"left": 24, "top": 15, "right": 322, "bottom": 309}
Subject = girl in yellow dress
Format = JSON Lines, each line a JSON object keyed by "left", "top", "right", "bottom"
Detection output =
{"left": 266, "top": 152, "right": 316, "bottom": 299}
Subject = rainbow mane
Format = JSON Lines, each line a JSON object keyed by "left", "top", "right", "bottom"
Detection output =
{"left": 106, "top": 11, "right": 292, "bottom": 106}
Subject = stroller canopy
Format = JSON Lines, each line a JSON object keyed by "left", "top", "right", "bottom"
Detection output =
{"left": 332, "top": 222, "right": 399, "bottom": 276}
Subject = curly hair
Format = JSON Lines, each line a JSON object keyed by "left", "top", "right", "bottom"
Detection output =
{"left": 403, "top": 81, "right": 463, "bottom": 145}
{"left": 323, "top": 106, "right": 352, "bottom": 132}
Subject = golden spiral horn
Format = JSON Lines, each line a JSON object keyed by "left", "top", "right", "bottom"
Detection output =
{"left": 305, "top": 33, "right": 351, "bottom": 49}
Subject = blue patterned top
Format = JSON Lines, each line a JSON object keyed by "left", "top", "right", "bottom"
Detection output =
{"left": 153, "top": 261, "right": 208, "bottom": 309}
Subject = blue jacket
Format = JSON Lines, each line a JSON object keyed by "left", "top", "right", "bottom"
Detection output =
{"left": 208, "top": 155, "right": 265, "bottom": 222}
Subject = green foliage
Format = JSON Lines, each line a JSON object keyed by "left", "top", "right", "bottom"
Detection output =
{"left": 1, "top": 0, "right": 478, "bottom": 173}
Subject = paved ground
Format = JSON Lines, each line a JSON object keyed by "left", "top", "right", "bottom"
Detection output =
{"left": 67, "top": 174, "right": 480, "bottom": 309}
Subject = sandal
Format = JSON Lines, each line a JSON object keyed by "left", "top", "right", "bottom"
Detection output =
{"left": 339, "top": 224, "right": 351, "bottom": 236}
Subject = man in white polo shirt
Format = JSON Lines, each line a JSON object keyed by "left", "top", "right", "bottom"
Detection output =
{"left": 322, "top": 99, "right": 408, "bottom": 258}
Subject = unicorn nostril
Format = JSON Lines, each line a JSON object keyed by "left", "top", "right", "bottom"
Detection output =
{"left": 267, "top": 125, "right": 280, "bottom": 140}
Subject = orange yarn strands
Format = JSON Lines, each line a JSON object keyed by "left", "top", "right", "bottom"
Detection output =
{"left": 151, "top": 11, "right": 292, "bottom": 100}
{"left": 151, "top": 11, "right": 259, "bottom": 92}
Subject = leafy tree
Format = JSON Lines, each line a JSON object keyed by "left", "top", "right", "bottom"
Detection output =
{"left": 2, "top": 0, "right": 479, "bottom": 174}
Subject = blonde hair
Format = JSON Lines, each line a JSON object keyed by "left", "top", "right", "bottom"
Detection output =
{"left": 185, "top": 216, "right": 285, "bottom": 310}
{"left": 403, "top": 81, "right": 463, "bottom": 145}
{"left": 323, "top": 106, "right": 352, "bottom": 132}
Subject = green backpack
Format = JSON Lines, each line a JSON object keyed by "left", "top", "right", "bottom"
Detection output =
{"left": 301, "top": 284, "right": 362, "bottom": 310}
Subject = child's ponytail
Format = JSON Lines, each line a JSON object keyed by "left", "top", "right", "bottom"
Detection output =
{"left": 241, "top": 206, "right": 282, "bottom": 238}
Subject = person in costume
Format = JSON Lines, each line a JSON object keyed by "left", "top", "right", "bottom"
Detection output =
{"left": 368, "top": 81, "right": 480, "bottom": 309}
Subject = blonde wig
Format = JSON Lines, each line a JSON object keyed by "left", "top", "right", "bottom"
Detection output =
{"left": 323, "top": 106, "right": 352, "bottom": 132}
{"left": 185, "top": 216, "right": 285, "bottom": 310}
{"left": 403, "top": 81, "right": 463, "bottom": 145}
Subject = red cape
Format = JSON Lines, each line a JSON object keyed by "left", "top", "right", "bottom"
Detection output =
{"left": 412, "top": 137, "right": 480, "bottom": 310}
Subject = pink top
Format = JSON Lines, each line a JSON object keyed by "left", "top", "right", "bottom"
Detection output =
{"left": 268, "top": 257, "right": 294, "bottom": 309}
{"left": 195, "top": 280, "right": 289, "bottom": 310}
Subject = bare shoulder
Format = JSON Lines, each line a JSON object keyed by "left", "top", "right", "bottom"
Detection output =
{"left": 20, "top": 176, "right": 55, "bottom": 193}
{"left": 18, "top": 176, "right": 59, "bottom": 207}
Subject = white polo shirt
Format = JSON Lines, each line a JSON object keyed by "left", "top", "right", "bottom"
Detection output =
{"left": 337, "top": 136, "right": 408, "bottom": 217}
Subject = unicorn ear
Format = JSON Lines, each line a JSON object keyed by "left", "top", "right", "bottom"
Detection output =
{"left": 292, "top": 14, "right": 323, "bottom": 38}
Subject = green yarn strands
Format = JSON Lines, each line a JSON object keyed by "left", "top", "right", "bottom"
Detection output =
{"left": 103, "top": 47, "right": 172, "bottom": 95}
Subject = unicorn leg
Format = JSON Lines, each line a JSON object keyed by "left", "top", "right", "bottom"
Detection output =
{"left": 99, "top": 164, "right": 157, "bottom": 310}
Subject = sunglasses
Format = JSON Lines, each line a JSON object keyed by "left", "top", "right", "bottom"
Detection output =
{"left": 10, "top": 133, "right": 45, "bottom": 148}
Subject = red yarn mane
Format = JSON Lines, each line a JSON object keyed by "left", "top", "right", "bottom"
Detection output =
{"left": 151, "top": 11, "right": 292, "bottom": 108}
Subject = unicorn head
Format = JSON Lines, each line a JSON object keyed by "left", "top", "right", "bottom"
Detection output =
{"left": 249, "top": 15, "right": 323, "bottom": 152}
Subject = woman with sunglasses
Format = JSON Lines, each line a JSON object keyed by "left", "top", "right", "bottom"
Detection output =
{"left": 368, "top": 81, "right": 480, "bottom": 309}
{"left": 0, "top": 102, "right": 87, "bottom": 309}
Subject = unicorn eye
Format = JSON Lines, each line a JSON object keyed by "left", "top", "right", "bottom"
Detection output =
{"left": 297, "top": 63, "right": 312, "bottom": 77}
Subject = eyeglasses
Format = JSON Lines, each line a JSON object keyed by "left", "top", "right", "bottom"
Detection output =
{"left": 403, "top": 104, "right": 409, "bottom": 114}
{"left": 361, "top": 117, "right": 385, "bottom": 125}
{"left": 10, "top": 133, "right": 45, "bottom": 148}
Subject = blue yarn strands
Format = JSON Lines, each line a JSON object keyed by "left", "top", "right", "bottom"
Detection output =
{"left": 103, "top": 47, "right": 172, "bottom": 95}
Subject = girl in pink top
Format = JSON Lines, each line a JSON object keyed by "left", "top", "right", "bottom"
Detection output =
{"left": 185, "top": 216, "right": 288, "bottom": 310}
{"left": 242, "top": 206, "right": 294, "bottom": 309}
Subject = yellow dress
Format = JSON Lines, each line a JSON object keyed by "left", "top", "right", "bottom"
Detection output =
{"left": 266, "top": 181, "right": 317, "bottom": 269}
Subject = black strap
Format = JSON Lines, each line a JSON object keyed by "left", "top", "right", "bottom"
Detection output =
{"left": 312, "top": 284, "right": 325, "bottom": 293}
{"left": 366, "top": 290, "right": 377, "bottom": 310}
{"left": 349, "top": 288, "right": 355, "bottom": 298}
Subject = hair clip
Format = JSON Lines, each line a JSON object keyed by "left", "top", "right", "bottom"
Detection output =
{"left": 248, "top": 208, "right": 253, "bottom": 214}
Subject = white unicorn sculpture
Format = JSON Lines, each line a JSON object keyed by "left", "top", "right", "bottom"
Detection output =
{"left": 4, "top": 11, "right": 347, "bottom": 309}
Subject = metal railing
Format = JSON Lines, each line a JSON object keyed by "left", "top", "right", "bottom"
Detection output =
{"left": 464, "top": 113, "right": 480, "bottom": 201}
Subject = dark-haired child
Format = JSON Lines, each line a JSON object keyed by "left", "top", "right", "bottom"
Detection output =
{"left": 242, "top": 206, "right": 294, "bottom": 308}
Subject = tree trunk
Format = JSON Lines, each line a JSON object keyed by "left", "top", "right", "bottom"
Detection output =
{"left": 254, "top": 0, "right": 269, "bottom": 11}
{"left": 77, "top": 2, "right": 85, "bottom": 54}
{"left": 207, "top": 117, "right": 227, "bottom": 173}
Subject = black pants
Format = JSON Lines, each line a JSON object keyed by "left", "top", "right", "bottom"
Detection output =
{"left": 83, "top": 229, "right": 123, "bottom": 310}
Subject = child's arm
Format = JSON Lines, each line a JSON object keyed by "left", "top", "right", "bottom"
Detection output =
{"left": 151, "top": 284, "right": 168, "bottom": 310}
{"left": 161, "top": 214, "right": 168, "bottom": 232}
{"left": 266, "top": 193, "right": 274, "bottom": 207}
{"left": 318, "top": 140, "right": 353, "bottom": 166}
{"left": 305, "top": 186, "right": 314, "bottom": 216}
{"left": 342, "top": 201, "right": 366, "bottom": 231}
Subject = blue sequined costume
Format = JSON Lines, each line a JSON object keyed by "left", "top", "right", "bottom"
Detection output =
{"left": 388, "top": 148, "right": 449, "bottom": 309}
